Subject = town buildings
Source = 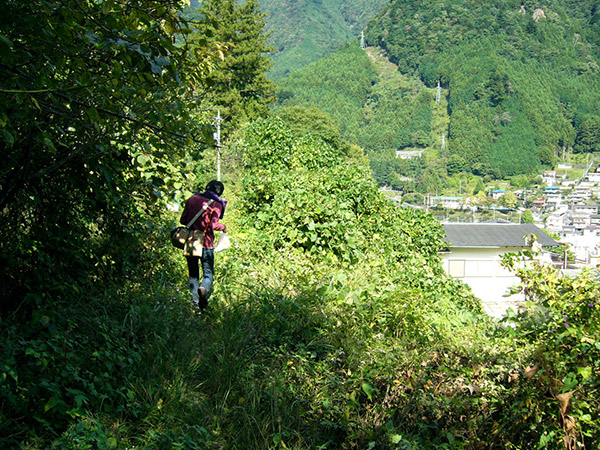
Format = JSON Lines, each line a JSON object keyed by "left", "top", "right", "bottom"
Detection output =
{"left": 437, "top": 161, "right": 599, "bottom": 318}
{"left": 541, "top": 165, "right": 600, "bottom": 266}
{"left": 417, "top": 164, "right": 600, "bottom": 266}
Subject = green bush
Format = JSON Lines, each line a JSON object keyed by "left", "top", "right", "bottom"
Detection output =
{"left": 490, "top": 254, "right": 600, "bottom": 449}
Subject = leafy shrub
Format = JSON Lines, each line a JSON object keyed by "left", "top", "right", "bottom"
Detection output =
{"left": 488, "top": 254, "right": 600, "bottom": 449}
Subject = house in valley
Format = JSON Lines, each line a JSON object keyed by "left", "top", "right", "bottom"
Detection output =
{"left": 491, "top": 189, "right": 507, "bottom": 200}
{"left": 587, "top": 169, "right": 600, "bottom": 184}
{"left": 573, "top": 203, "right": 598, "bottom": 216}
{"left": 428, "top": 196, "right": 465, "bottom": 210}
{"left": 542, "top": 170, "right": 557, "bottom": 185}
{"left": 440, "top": 223, "right": 559, "bottom": 318}
{"left": 546, "top": 210, "right": 568, "bottom": 232}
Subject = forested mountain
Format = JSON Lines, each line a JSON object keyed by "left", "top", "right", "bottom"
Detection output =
{"left": 369, "top": 0, "right": 600, "bottom": 175}
{"left": 259, "top": 0, "right": 389, "bottom": 79}
{"left": 275, "top": 43, "right": 441, "bottom": 191}
{"left": 275, "top": 0, "right": 600, "bottom": 187}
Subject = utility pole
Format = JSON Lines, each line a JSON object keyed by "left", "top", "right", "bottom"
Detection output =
{"left": 360, "top": 31, "right": 366, "bottom": 50}
{"left": 213, "top": 109, "right": 222, "bottom": 181}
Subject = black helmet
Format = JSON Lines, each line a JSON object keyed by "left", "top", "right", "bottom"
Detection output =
{"left": 205, "top": 180, "right": 224, "bottom": 196}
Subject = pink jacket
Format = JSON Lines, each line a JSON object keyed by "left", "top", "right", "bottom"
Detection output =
{"left": 180, "top": 194, "right": 226, "bottom": 249}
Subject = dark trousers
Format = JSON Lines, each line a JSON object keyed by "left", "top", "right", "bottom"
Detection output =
{"left": 186, "top": 248, "right": 215, "bottom": 295}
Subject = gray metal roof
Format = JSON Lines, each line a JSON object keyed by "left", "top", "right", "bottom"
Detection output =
{"left": 442, "top": 223, "right": 559, "bottom": 248}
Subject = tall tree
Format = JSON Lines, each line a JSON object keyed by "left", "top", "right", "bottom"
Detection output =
{"left": 191, "top": 0, "right": 276, "bottom": 133}
{"left": 277, "top": 106, "right": 344, "bottom": 148}
{"left": 521, "top": 209, "right": 534, "bottom": 223}
{"left": 0, "top": 0, "right": 218, "bottom": 311}
{"left": 575, "top": 115, "right": 600, "bottom": 153}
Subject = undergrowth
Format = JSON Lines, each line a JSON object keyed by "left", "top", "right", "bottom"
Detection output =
{"left": 2, "top": 248, "right": 598, "bottom": 449}
{"left": 2, "top": 116, "right": 598, "bottom": 449}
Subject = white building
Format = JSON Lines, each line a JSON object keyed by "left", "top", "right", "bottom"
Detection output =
{"left": 396, "top": 150, "right": 423, "bottom": 159}
{"left": 545, "top": 193, "right": 563, "bottom": 210}
{"left": 441, "top": 223, "right": 558, "bottom": 318}
{"left": 569, "top": 186, "right": 592, "bottom": 203}
{"left": 491, "top": 189, "right": 507, "bottom": 200}
{"left": 558, "top": 229, "right": 600, "bottom": 264}
{"left": 429, "top": 196, "right": 465, "bottom": 210}
{"left": 546, "top": 210, "right": 568, "bottom": 232}
{"left": 587, "top": 171, "right": 600, "bottom": 184}
{"left": 573, "top": 204, "right": 598, "bottom": 215}
{"left": 572, "top": 214, "right": 591, "bottom": 230}
{"left": 542, "top": 170, "right": 557, "bottom": 185}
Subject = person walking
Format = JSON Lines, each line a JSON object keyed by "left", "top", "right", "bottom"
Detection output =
{"left": 180, "top": 180, "right": 228, "bottom": 309}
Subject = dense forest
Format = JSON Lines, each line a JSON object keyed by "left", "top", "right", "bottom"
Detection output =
{"left": 259, "top": 0, "right": 389, "bottom": 79}
{"left": 1, "top": 1, "right": 599, "bottom": 449}
{"left": 272, "top": 0, "right": 600, "bottom": 190}
{"left": 275, "top": 43, "right": 442, "bottom": 192}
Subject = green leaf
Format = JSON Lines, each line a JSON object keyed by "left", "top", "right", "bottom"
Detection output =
{"left": 362, "top": 382, "right": 374, "bottom": 400}
{"left": 44, "top": 396, "right": 59, "bottom": 412}
{"left": 3, "top": 129, "right": 14, "bottom": 146}
{"left": 563, "top": 373, "right": 578, "bottom": 391}
{"left": 101, "top": 0, "right": 114, "bottom": 15}
{"left": 43, "top": 137, "right": 56, "bottom": 152}
{"left": 0, "top": 33, "right": 14, "bottom": 49}
{"left": 112, "top": 61, "right": 122, "bottom": 75}
{"left": 86, "top": 107, "right": 100, "bottom": 122}
{"left": 577, "top": 367, "right": 592, "bottom": 380}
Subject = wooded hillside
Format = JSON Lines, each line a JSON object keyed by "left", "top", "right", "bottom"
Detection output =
{"left": 368, "top": 0, "right": 600, "bottom": 176}
{"left": 274, "top": 0, "right": 600, "bottom": 185}
{"left": 260, "top": 0, "right": 389, "bottom": 79}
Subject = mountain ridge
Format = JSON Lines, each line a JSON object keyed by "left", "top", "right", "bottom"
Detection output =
{"left": 259, "top": 0, "right": 389, "bottom": 79}
{"left": 273, "top": 0, "right": 600, "bottom": 188}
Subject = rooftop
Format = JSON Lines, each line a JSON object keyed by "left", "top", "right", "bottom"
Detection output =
{"left": 442, "top": 223, "right": 559, "bottom": 248}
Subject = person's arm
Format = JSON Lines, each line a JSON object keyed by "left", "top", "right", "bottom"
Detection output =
{"left": 180, "top": 199, "right": 191, "bottom": 225}
{"left": 210, "top": 204, "right": 227, "bottom": 233}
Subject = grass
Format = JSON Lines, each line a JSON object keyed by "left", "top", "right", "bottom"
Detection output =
{"left": 5, "top": 235, "right": 595, "bottom": 449}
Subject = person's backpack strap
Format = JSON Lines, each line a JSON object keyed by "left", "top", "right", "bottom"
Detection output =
{"left": 185, "top": 199, "right": 214, "bottom": 228}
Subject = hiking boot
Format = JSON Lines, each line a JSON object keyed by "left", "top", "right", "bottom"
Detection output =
{"left": 189, "top": 277, "right": 199, "bottom": 307}
{"left": 198, "top": 286, "right": 208, "bottom": 310}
